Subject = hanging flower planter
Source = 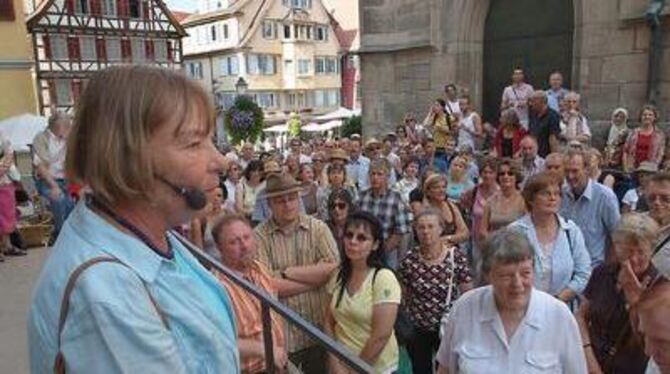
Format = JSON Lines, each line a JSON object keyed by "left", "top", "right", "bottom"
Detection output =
{"left": 224, "top": 95, "right": 264, "bottom": 145}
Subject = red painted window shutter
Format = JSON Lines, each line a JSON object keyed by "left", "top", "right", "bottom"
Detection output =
{"left": 43, "top": 34, "right": 52, "bottom": 59}
{"left": 0, "top": 0, "right": 16, "bottom": 21}
{"left": 64, "top": 0, "right": 74, "bottom": 14}
{"left": 144, "top": 39, "right": 154, "bottom": 61}
{"left": 117, "top": 0, "right": 127, "bottom": 17}
{"left": 71, "top": 80, "right": 82, "bottom": 101}
{"left": 121, "top": 38, "right": 132, "bottom": 61}
{"left": 67, "top": 35, "right": 80, "bottom": 60}
{"left": 166, "top": 40, "right": 173, "bottom": 62}
{"left": 142, "top": 1, "right": 149, "bottom": 19}
{"left": 90, "top": 0, "right": 101, "bottom": 15}
{"left": 95, "top": 37, "right": 106, "bottom": 61}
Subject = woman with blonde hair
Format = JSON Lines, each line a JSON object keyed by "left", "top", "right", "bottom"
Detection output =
{"left": 421, "top": 174, "right": 469, "bottom": 247}
{"left": 28, "top": 66, "right": 239, "bottom": 373}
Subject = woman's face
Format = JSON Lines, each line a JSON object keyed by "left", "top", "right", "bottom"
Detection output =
{"left": 405, "top": 162, "right": 419, "bottom": 179}
{"left": 150, "top": 109, "right": 226, "bottom": 222}
{"left": 330, "top": 198, "right": 349, "bottom": 223}
{"left": 613, "top": 111, "right": 627, "bottom": 126}
{"left": 489, "top": 259, "right": 534, "bottom": 312}
{"left": 300, "top": 166, "right": 314, "bottom": 183}
{"left": 286, "top": 156, "right": 298, "bottom": 171}
{"left": 228, "top": 164, "right": 241, "bottom": 182}
{"left": 432, "top": 102, "right": 443, "bottom": 114}
{"left": 641, "top": 109, "right": 656, "bottom": 126}
{"left": 531, "top": 184, "right": 561, "bottom": 215}
{"left": 249, "top": 169, "right": 262, "bottom": 183}
{"left": 328, "top": 169, "right": 345, "bottom": 187}
{"left": 427, "top": 180, "right": 446, "bottom": 201}
{"left": 459, "top": 98, "right": 470, "bottom": 112}
{"left": 343, "top": 224, "right": 376, "bottom": 263}
{"left": 565, "top": 97, "right": 579, "bottom": 111}
{"left": 498, "top": 165, "right": 517, "bottom": 190}
{"left": 615, "top": 240, "right": 652, "bottom": 276}
{"left": 415, "top": 214, "right": 443, "bottom": 248}
{"left": 396, "top": 127, "right": 407, "bottom": 138}
{"left": 450, "top": 158, "right": 466, "bottom": 177}
{"left": 208, "top": 187, "right": 224, "bottom": 212}
{"left": 481, "top": 166, "right": 497, "bottom": 186}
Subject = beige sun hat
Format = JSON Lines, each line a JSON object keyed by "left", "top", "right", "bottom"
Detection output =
{"left": 261, "top": 174, "right": 303, "bottom": 199}
{"left": 328, "top": 148, "right": 350, "bottom": 162}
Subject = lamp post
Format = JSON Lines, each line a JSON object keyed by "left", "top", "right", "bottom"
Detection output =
{"left": 235, "top": 76, "right": 248, "bottom": 96}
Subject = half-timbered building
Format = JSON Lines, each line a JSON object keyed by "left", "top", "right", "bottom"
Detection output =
{"left": 26, "top": 0, "right": 187, "bottom": 114}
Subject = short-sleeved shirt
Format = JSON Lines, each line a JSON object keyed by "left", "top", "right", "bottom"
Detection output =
{"left": 528, "top": 108, "right": 561, "bottom": 158}
{"left": 32, "top": 129, "right": 67, "bottom": 179}
{"left": 328, "top": 268, "right": 401, "bottom": 373}
{"left": 216, "top": 261, "right": 285, "bottom": 373}
{"left": 398, "top": 247, "right": 472, "bottom": 331}
{"left": 254, "top": 214, "right": 339, "bottom": 352}
{"left": 357, "top": 188, "right": 411, "bottom": 244}
{"left": 436, "top": 286, "right": 588, "bottom": 374}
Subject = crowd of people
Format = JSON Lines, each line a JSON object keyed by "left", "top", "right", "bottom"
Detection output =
{"left": 23, "top": 65, "right": 670, "bottom": 374}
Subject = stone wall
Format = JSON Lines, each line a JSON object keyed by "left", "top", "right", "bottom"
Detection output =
{"left": 359, "top": 0, "right": 670, "bottom": 145}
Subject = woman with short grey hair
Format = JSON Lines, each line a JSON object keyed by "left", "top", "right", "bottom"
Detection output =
{"left": 436, "top": 228, "right": 588, "bottom": 373}
{"left": 576, "top": 213, "right": 659, "bottom": 373}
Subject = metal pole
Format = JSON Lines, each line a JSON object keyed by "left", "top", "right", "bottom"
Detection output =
{"left": 261, "top": 302, "right": 275, "bottom": 374}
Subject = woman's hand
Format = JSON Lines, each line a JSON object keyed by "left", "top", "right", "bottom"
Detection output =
{"left": 273, "top": 345, "right": 288, "bottom": 373}
{"left": 618, "top": 260, "right": 644, "bottom": 307}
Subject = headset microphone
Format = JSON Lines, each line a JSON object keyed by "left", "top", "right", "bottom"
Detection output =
{"left": 157, "top": 176, "right": 208, "bottom": 211}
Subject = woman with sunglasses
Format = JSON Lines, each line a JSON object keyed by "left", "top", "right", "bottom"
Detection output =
{"left": 325, "top": 188, "right": 355, "bottom": 255}
{"left": 324, "top": 211, "right": 401, "bottom": 374}
{"left": 479, "top": 158, "right": 526, "bottom": 241}
{"left": 317, "top": 164, "right": 357, "bottom": 221}
{"left": 576, "top": 213, "right": 659, "bottom": 374}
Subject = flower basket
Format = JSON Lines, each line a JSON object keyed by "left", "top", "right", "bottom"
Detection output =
{"left": 224, "top": 95, "right": 264, "bottom": 145}
{"left": 17, "top": 213, "right": 53, "bottom": 248}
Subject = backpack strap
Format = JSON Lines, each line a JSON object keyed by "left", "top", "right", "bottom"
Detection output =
{"left": 54, "top": 256, "right": 169, "bottom": 374}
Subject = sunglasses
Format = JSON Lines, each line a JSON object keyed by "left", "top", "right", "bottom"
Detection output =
{"left": 647, "top": 193, "right": 670, "bottom": 204}
{"left": 344, "top": 231, "right": 371, "bottom": 242}
{"left": 331, "top": 202, "right": 348, "bottom": 210}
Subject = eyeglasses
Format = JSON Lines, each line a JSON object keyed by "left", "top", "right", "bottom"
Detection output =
{"left": 344, "top": 231, "right": 371, "bottom": 242}
{"left": 498, "top": 171, "right": 515, "bottom": 176}
{"left": 331, "top": 202, "right": 348, "bottom": 211}
{"left": 647, "top": 193, "right": 670, "bottom": 204}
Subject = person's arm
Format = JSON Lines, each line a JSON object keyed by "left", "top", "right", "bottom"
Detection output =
{"left": 446, "top": 201, "right": 469, "bottom": 245}
{"left": 189, "top": 218, "right": 204, "bottom": 249}
{"left": 238, "top": 339, "right": 287, "bottom": 371}
{"left": 561, "top": 226, "right": 592, "bottom": 299}
{"left": 472, "top": 113, "right": 483, "bottom": 138}
{"left": 549, "top": 134, "right": 560, "bottom": 153}
{"left": 500, "top": 88, "right": 511, "bottom": 110}
{"left": 234, "top": 182, "right": 245, "bottom": 214}
{"left": 281, "top": 262, "right": 338, "bottom": 287}
{"left": 273, "top": 277, "right": 315, "bottom": 298}
{"left": 358, "top": 303, "right": 398, "bottom": 365}
{"left": 561, "top": 304, "right": 590, "bottom": 374}
{"left": 575, "top": 298, "right": 604, "bottom": 374}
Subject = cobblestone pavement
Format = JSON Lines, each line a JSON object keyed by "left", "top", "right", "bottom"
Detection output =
{"left": 0, "top": 246, "right": 50, "bottom": 374}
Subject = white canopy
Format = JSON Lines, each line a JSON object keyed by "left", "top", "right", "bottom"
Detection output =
{"left": 263, "top": 124, "right": 289, "bottom": 133}
{"left": 0, "top": 113, "right": 47, "bottom": 151}
{"left": 301, "top": 122, "right": 323, "bottom": 132}
{"left": 321, "top": 119, "right": 343, "bottom": 130}
{"left": 314, "top": 107, "right": 358, "bottom": 121}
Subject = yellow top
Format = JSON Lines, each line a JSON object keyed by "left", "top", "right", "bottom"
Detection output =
{"left": 328, "top": 268, "right": 401, "bottom": 373}
{"left": 424, "top": 112, "right": 457, "bottom": 149}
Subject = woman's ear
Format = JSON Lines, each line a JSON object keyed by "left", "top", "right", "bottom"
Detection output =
{"left": 372, "top": 240, "right": 381, "bottom": 252}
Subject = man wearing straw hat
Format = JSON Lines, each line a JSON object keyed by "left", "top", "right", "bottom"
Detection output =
{"left": 254, "top": 173, "right": 339, "bottom": 373}
{"left": 251, "top": 160, "right": 304, "bottom": 225}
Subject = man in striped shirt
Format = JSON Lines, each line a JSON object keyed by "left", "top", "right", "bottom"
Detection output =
{"left": 254, "top": 174, "right": 339, "bottom": 373}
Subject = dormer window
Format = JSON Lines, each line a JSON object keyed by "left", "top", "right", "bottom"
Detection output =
{"left": 282, "top": 0, "right": 311, "bottom": 9}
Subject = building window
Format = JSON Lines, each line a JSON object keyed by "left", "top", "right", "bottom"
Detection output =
{"left": 223, "top": 24, "right": 229, "bottom": 39}
{"left": 315, "top": 56, "right": 338, "bottom": 74}
{"left": 74, "top": 0, "right": 88, "bottom": 14}
{"left": 253, "top": 92, "right": 276, "bottom": 109}
{"left": 211, "top": 25, "right": 217, "bottom": 41}
{"left": 154, "top": 39, "right": 167, "bottom": 61}
{"left": 186, "top": 62, "right": 203, "bottom": 79}
{"left": 51, "top": 35, "right": 68, "bottom": 60}
{"left": 107, "top": 37, "right": 121, "bottom": 61}
{"left": 55, "top": 80, "right": 73, "bottom": 105}
{"left": 216, "top": 92, "right": 236, "bottom": 110}
{"left": 262, "top": 21, "right": 276, "bottom": 39}
{"left": 297, "top": 59, "right": 310, "bottom": 75}
{"left": 283, "top": 24, "right": 291, "bottom": 39}
{"left": 247, "top": 54, "right": 276, "bottom": 75}
{"left": 80, "top": 36, "right": 96, "bottom": 61}
{"left": 283, "top": 0, "right": 310, "bottom": 9}
{"left": 314, "top": 89, "right": 339, "bottom": 107}
{"left": 102, "top": 0, "right": 116, "bottom": 16}
{"left": 294, "top": 24, "right": 312, "bottom": 40}
{"left": 316, "top": 25, "right": 328, "bottom": 41}
{"left": 219, "top": 55, "right": 239, "bottom": 76}
{"left": 131, "top": 38, "right": 145, "bottom": 62}
{"left": 0, "top": 0, "right": 16, "bottom": 21}
{"left": 128, "top": 0, "right": 141, "bottom": 18}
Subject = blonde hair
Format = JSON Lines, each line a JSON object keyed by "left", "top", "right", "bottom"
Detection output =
{"left": 612, "top": 213, "right": 659, "bottom": 259}
{"left": 66, "top": 65, "right": 214, "bottom": 204}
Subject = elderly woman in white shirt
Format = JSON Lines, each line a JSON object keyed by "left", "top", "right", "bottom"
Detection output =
{"left": 436, "top": 228, "right": 588, "bottom": 374}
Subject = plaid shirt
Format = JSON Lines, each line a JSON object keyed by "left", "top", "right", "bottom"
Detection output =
{"left": 357, "top": 187, "right": 411, "bottom": 243}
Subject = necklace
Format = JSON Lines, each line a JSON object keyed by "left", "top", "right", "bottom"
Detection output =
{"left": 88, "top": 196, "right": 174, "bottom": 259}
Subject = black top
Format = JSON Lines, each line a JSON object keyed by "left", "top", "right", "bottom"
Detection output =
{"left": 528, "top": 108, "right": 561, "bottom": 158}
{"left": 501, "top": 137, "right": 514, "bottom": 158}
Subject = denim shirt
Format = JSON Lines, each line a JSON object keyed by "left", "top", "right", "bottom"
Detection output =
{"left": 509, "top": 214, "right": 592, "bottom": 296}
{"left": 28, "top": 202, "right": 240, "bottom": 373}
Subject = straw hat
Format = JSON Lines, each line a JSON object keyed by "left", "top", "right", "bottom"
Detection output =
{"left": 636, "top": 161, "right": 659, "bottom": 174}
{"left": 365, "top": 137, "right": 382, "bottom": 149}
{"left": 263, "top": 160, "right": 282, "bottom": 174}
{"left": 328, "top": 148, "right": 349, "bottom": 162}
{"left": 262, "top": 174, "right": 302, "bottom": 199}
